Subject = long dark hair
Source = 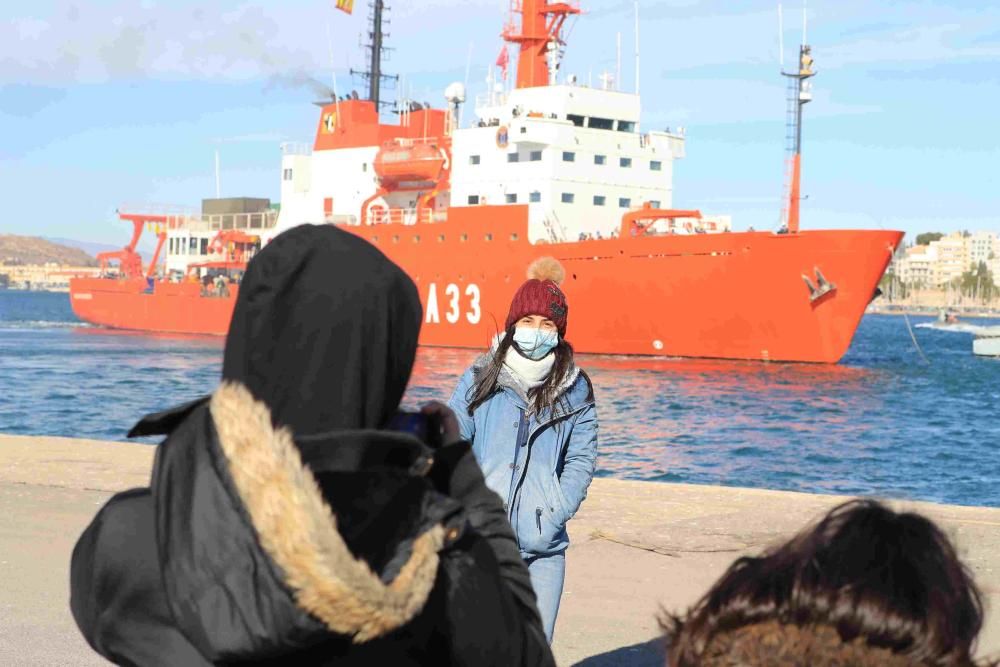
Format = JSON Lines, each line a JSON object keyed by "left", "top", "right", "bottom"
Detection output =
{"left": 467, "top": 323, "right": 592, "bottom": 415}
{"left": 664, "top": 499, "right": 991, "bottom": 666}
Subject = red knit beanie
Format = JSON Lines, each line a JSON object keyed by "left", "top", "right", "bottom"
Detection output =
{"left": 505, "top": 257, "right": 569, "bottom": 335}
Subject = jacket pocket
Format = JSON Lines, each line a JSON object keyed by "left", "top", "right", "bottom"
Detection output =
{"left": 547, "top": 475, "right": 572, "bottom": 525}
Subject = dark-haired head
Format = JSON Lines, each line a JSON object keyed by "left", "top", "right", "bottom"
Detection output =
{"left": 664, "top": 499, "right": 991, "bottom": 666}
{"left": 466, "top": 321, "right": 592, "bottom": 415}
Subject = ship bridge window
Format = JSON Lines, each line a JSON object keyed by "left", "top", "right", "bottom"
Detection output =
{"left": 505, "top": 193, "right": 518, "bottom": 204}
{"left": 620, "top": 157, "right": 633, "bottom": 168}
{"left": 617, "top": 120, "right": 636, "bottom": 133}
{"left": 529, "top": 191, "right": 541, "bottom": 203}
{"left": 562, "top": 151, "right": 575, "bottom": 162}
{"left": 650, "top": 160, "right": 663, "bottom": 171}
{"left": 587, "top": 117, "right": 614, "bottom": 130}
{"left": 282, "top": 168, "right": 293, "bottom": 181}
{"left": 650, "top": 199, "right": 661, "bottom": 208}
{"left": 594, "top": 154, "right": 606, "bottom": 165}
{"left": 507, "top": 152, "right": 520, "bottom": 163}
{"left": 200, "top": 238, "right": 208, "bottom": 255}
{"left": 470, "top": 155, "right": 481, "bottom": 165}
{"left": 567, "top": 114, "right": 585, "bottom": 127}
{"left": 619, "top": 197, "right": 632, "bottom": 208}
{"left": 468, "top": 195, "right": 480, "bottom": 205}
{"left": 561, "top": 192, "right": 575, "bottom": 204}
{"left": 529, "top": 150, "right": 542, "bottom": 161}
{"left": 593, "top": 195, "right": 606, "bottom": 206}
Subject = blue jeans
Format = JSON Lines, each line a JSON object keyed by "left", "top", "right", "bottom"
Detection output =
{"left": 524, "top": 551, "right": 565, "bottom": 643}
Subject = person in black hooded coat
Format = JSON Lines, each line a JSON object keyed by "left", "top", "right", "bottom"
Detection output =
{"left": 69, "top": 224, "right": 555, "bottom": 666}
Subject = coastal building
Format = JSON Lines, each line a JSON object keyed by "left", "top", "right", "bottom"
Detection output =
{"left": 0, "top": 263, "right": 101, "bottom": 292}
{"left": 894, "top": 231, "right": 1000, "bottom": 287}
{"left": 934, "top": 233, "right": 969, "bottom": 284}
{"left": 968, "top": 231, "right": 999, "bottom": 266}
{"left": 896, "top": 245, "right": 937, "bottom": 286}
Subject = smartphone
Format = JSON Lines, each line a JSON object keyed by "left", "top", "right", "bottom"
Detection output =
{"left": 387, "top": 410, "right": 443, "bottom": 448}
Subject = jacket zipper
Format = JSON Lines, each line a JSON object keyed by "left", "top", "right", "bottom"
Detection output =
{"left": 535, "top": 507, "right": 543, "bottom": 533}
{"left": 508, "top": 401, "right": 595, "bottom": 526}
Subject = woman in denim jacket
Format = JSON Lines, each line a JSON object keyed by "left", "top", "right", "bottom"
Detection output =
{"left": 449, "top": 257, "right": 598, "bottom": 642}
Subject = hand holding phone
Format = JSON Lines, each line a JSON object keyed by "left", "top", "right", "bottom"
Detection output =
{"left": 419, "top": 402, "right": 462, "bottom": 446}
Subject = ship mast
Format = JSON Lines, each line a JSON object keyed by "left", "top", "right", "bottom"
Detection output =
{"left": 781, "top": 42, "right": 815, "bottom": 233}
{"left": 351, "top": 0, "right": 398, "bottom": 112}
{"left": 502, "top": 0, "right": 581, "bottom": 89}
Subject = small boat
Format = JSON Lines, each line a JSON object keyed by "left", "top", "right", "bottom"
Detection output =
{"left": 973, "top": 327, "right": 1000, "bottom": 357}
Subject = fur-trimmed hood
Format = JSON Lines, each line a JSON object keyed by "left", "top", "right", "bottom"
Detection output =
{"left": 141, "top": 382, "right": 463, "bottom": 660}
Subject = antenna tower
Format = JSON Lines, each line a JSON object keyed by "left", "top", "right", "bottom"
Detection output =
{"left": 350, "top": 0, "right": 399, "bottom": 112}
{"left": 779, "top": 41, "right": 814, "bottom": 233}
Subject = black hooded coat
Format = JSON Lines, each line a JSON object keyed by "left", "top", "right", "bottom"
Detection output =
{"left": 70, "top": 224, "right": 554, "bottom": 666}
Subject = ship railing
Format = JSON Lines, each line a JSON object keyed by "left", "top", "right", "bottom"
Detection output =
{"left": 171, "top": 211, "right": 279, "bottom": 233}
{"left": 364, "top": 207, "right": 443, "bottom": 226}
{"left": 387, "top": 136, "right": 442, "bottom": 148}
{"left": 627, "top": 216, "right": 728, "bottom": 237}
{"left": 474, "top": 91, "right": 509, "bottom": 112}
{"left": 280, "top": 142, "right": 312, "bottom": 156}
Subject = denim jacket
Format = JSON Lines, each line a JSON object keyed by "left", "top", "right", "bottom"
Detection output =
{"left": 448, "top": 355, "right": 598, "bottom": 557}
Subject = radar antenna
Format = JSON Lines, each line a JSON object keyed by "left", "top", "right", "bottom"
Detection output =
{"left": 350, "top": 0, "right": 399, "bottom": 112}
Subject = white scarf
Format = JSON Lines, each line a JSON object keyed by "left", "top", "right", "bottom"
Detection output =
{"left": 481, "top": 333, "right": 579, "bottom": 413}
{"left": 502, "top": 346, "right": 556, "bottom": 390}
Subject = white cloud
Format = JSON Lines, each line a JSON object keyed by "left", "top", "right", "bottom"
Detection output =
{"left": 0, "top": 2, "right": 326, "bottom": 84}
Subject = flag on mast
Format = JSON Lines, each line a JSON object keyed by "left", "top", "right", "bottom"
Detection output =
{"left": 335, "top": 0, "right": 354, "bottom": 14}
{"left": 495, "top": 44, "right": 509, "bottom": 81}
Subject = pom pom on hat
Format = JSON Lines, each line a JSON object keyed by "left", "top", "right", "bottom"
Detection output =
{"left": 506, "top": 257, "right": 569, "bottom": 335}
{"left": 527, "top": 256, "right": 565, "bottom": 285}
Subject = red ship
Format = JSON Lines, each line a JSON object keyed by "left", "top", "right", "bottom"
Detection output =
{"left": 70, "top": 0, "right": 902, "bottom": 363}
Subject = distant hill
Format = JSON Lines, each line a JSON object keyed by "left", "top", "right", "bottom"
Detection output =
{"left": 44, "top": 235, "right": 158, "bottom": 258}
{"left": 44, "top": 237, "right": 122, "bottom": 258}
{"left": 0, "top": 235, "right": 99, "bottom": 267}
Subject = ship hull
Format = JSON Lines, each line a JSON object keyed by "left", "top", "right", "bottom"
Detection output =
{"left": 69, "top": 279, "right": 236, "bottom": 336}
{"left": 70, "top": 207, "right": 902, "bottom": 363}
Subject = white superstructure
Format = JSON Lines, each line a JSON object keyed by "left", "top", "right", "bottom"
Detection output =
{"left": 273, "top": 80, "right": 730, "bottom": 242}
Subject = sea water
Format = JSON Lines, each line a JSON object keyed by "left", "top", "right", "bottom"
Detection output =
{"left": 1, "top": 289, "right": 997, "bottom": 507}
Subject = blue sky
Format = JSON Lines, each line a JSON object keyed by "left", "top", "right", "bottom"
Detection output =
{"left": 1, "top": 0, "right": 998, "bottom": 245}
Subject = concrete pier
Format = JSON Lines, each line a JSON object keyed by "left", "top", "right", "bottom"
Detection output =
{"left": 2, "top": 434, "right": 998, "bottom": 666}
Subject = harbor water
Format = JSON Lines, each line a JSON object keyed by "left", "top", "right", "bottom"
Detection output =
{"left": 1, "top": 289, "right": 997, "bottom": 507}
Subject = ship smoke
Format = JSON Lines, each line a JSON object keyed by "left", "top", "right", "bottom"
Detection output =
{"left": 266, "top": 72, "right": 337, "bottom": 101}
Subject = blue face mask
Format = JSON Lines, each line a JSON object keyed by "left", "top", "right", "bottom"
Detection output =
{"left": 513, "top": 326, "right": 559, "bottom": 360}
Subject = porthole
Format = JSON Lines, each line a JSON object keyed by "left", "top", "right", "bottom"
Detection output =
{"left": 485, "top": 233, "right": 493, "bottom": 241}
{"left": 461, "top": 233, "right": 468, "bottom": 242}
{"left": 438, "top": 234, "right": 445, "bottom": 242}
{"left": 413, "top": 235, "right": 421, "bottom": 243}
{"left": 510, "top": 233, "right": 519, "bottom": 241}
{"left": 392, "top": 235, "right": 400, "bottom": 243}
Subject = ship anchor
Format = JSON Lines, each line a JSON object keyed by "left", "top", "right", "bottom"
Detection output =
{"left": 802, "top": 266, "right": 837, "bottom": 303}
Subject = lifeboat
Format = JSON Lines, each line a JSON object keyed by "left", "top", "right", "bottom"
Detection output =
{"left": 373, "top": 140, "right": 449, "bottom": 188}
